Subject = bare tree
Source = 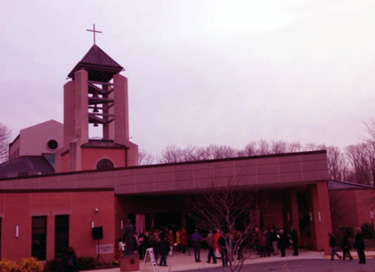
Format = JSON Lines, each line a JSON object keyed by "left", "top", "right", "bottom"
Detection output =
{"left": 159, "top": 145, "right": 185, "bottom": 163}
{"left": 270, "top": 140, "right": 288, "bottom": 154}
{"left": 327, "top": 146, "right": 347, "bottom": 181}
{"left": 0, "top": 123, "right": 11, "bottom": 163}
{"left": 345, "top": 144, "right": 372, "bottom": 185}
{"left": 205, "top": 144, "right": 237, "bottom": 159}
{"left": 257, "top": 140, "right": 270, "bottom": 155}
{"left": 286, "top": 142, "right": 303, "bottom": 153}
{"left": 238, "top": 141, "right": 257, "bottom": 156}
{"left": 188, "top": 178, "right": 265, "bottom": 272}
{"left": 138, "top": 150, "right": 155, "bottom": 165}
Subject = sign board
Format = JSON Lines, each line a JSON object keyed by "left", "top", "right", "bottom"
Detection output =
{"left": 144, "top": 247, "right": 159, "bottom": 272}
{"left": 96, "top": 243, "right": 114, "bottom": 255}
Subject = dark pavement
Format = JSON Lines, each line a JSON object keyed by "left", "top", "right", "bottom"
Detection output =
{"left": 181, "top": 259, "right": 375, "bottom": 272}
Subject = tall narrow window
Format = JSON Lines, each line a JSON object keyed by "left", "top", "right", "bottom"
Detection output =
{"left": 32, "top": 216, "right": 47, "bottom": 261}
{"left": 55, "top": 215, "right": 69, "bottom": 259}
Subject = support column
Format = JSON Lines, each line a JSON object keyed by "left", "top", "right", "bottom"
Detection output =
{"left": 63, "top": 81, "right": 75, "bottom": 149}
{"left": 113, "top": 74, "right": 128, "bottom": 145}
{"left": 308, "top": 182, "right": 332, "bottom": 254}
{"left": 74, "top": 70, "right": 89, "bottom": 145}
{"left": 289, "top": 189, "right": 300, "bottom": 236}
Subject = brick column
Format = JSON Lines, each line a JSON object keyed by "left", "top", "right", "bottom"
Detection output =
{"left": 289, "top": 189, "right": 300, "bottom": 236}
{"left": 308, "top": 181, "right": 332, "bottom": 254}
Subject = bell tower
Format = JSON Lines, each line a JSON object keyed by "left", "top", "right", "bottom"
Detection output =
{"left": 55, "top": 39, "right": 138, "bottom": 172}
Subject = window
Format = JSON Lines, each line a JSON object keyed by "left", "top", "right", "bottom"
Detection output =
{"left": 47, "top": 139, "right": 59, "bottom": 150}
{"left": 96, "top": 159, "right": 114, "bottom": 170}
{"left": 55, "top": 215, "right": 69, "bottom": 259}
{"left": 32, "top": 216, "right": 47, "bottom": 261}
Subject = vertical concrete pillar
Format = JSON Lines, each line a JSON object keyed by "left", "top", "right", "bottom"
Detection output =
{"left": 113, "top": 74, "right": 128, "bottom": 145}
{"left": 289, "top": 189, "right": 300, "bottom": 236}
{"left": 308, "top": 182, "right": 332, "bottom": 254}
{"left": 103, "top": 84, "right": 114, "bottom": 140}
{"left": 63, "top": 81, "right": 75, "bottom": 149}
{"left": 74, "top": 70, "right": 89, "bottom": 145}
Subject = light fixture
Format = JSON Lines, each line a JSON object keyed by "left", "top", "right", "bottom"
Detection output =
{"left": 94, "top": 208, "right": 99, "bottom": 213}
{"left": 91, "top": 221, "right": 95, "bottom": 228}
{"left": 15, "top": 225, "right": 19, "bottom": 238}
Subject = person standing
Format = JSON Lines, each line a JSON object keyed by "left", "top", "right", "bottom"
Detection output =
{"left": 191, "top": 229, "right": 202, "bottom": 262}
{"left": 214, "top": 229, "right": 221, "bottom": 258}
{"left": 63, "top": 247, "right": 79, "bottom": 272}
{"left": 290, "top": 226, "right": 299, "bottom": 256}
{"left": 278, "top": 229, "right": 288, "bottom": 257}
{"left": 180, "top": 227, "right": 189, "bottom": 254}
{"left": 341, "top": 233, "right": 352, "bottom": 260}
{"left": 329, "top": 233, "right": 342, "bottom": 260}
{"left": 206, "top": 230, "right": 217, "bottom": 264}
{"left": 218, "top": 233, "right": 228, "bottom": 267}
{"left": 354, "top": 228, "right": 366, "bottom": 264}
{"left": 118, "top": 238, "right": 125, "bottom": 256}
{"left": 167, "top": 230, "right": 175, "bottom": 256}
{"left": 270, "top": 226, "right": 278, "bottom": 255}
{"left": 159, "top": 237, "right": 170, "bottom": 266}
{"left": 175, "top": 229, "right": 181, "bottom": 251}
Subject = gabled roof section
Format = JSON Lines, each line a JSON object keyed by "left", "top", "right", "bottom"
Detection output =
{"left": 68, "top": 44, "right": 124, "bottom": 82}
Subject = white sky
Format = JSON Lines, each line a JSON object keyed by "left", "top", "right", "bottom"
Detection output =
{"left": 1, "top": 0, "right": 375, "bottom": 156}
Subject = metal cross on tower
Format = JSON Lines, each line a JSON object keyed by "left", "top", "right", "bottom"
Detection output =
{"left": 86, "top": 24, "right": 102, "bottom": 45}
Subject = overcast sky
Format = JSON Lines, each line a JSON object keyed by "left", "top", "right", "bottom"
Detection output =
{"left": 1, "top": 0, "right": 375, "bottom": 156}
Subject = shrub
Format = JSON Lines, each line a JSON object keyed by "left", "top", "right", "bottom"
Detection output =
{"left": 0, "top": 259, "right": 18, "bottom": 272}
{"left": 44, "top": 258, "right": 64, "bottom": 272}
{"left": 361, "top": 223, "right": 374, "bottom": 239}
{"left": 0, "top": 258, "right": 43, "bottom": 272}
{"left": 17, "top": 257, "right": 43, "bottom": 272}
{"left": 78, "top": 257, "right": 96, "bottom": 271}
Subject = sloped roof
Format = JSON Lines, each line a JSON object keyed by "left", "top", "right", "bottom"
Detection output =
{"left": 68, "top": 44, "right": 124, "bottom": 82}
{"left": 328, "top": 180, "right": 374, "bottom": 190}
{"left": 81, "top": 139, "right": 127, "bottom": 149}
{"left": 0, "top": 156, "right": 55, "bottom": 179}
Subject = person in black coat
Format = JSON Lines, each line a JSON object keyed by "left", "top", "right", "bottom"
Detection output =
{"left": 218, "top": 234, "right": 228, "bottom": 267}
{"left": 277, "top": 229, "right": 288, "bottom": 257}
{"left": 63, "top": 247, "right": 79, "bottom": 272}
{"left": 159, "top": 237, "right": 170, "bottom": 266}
{"left": 341, "top": 234, "right": 352, "bottom": 260}
{"left": 290, "top": 226, "right": 299, "bottom": 256}
{"left": 354, "top": 228, "right": 366, "bottom": 264}
{"left": 329, "top": 233, "right": 342, "bottom": 260}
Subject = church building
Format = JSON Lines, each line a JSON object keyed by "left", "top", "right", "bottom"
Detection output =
{"left": 0, "top": 38, "right": 362, "bottom": 263}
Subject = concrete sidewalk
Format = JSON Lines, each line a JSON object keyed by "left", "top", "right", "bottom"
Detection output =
{"left": 89, "top": 248, "right": 325, "bottom": 272}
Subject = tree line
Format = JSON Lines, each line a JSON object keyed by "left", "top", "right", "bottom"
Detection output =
{"left": 139, "top": 120, "right": 375, "bottom": 186}
{"left": 2, "top": 119, "right": 375, "bottom": 185}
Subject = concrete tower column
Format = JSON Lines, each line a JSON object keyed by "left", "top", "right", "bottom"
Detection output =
{"left": 113, "top": 74, "right": 129, "bottom": 145}
{"left": 63, "top": 81, "right": 75, "bottom": 149}
{"left": 289, "top": 189, "right": 300, "bottom": 236}
{"left": 74, "top": 70, "right": 89, "bottom": 145}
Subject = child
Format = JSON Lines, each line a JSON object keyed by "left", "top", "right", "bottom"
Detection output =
{"left": 118, "top": 238, "right": 125, "bottom": 255}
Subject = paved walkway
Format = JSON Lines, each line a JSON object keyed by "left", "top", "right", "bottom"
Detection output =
{"left": 89, "top": 248, "right": 325, "bottom": 272}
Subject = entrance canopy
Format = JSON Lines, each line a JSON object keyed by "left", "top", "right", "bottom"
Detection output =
{"left": 0, "top": 151, "right": 328, "bottom": 194}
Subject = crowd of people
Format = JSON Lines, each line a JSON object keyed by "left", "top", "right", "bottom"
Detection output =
{"left": 328, "top": 228, "right": 366, "bottom": 264}
{"left": 118, "top": 223, "right": 301, "bottom": 267}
